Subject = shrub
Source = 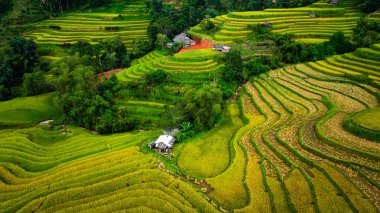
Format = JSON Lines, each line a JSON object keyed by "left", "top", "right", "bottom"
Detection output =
{"left": 104, "top": 26, "right": 120, "bottom": 31}
{"left": 145, "top": 69, "right": 168, "bottom": 86}
{"left": 49, "top": 25, "right": 61, "bottom": 30}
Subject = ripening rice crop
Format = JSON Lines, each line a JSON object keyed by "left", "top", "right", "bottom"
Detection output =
{"left": 189, "top": 0, "right": 362, "bottom": 44}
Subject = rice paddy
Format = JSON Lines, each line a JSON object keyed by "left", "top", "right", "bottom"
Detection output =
{"left": 1, "top": 0, "right": 380, "bottom": 211}
{"left": 175, "top": 43, "right": 380, "bottom": 211}
{"left": 0, "top": 126, "right": 219, "bottom": 212}
{"left": 25, "top": 0, "right": 150, "bottom": 49}
{"left": 189, "top": 0, "right": 363, "bottom": 44}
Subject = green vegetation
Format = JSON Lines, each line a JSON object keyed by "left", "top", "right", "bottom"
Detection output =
{"left": 176, "top": 104, "right": 244, "bottom": 177}
{"left": 1, "top": 0, "right": 380, "bottom": 212}
{"left": 343, "top": 107, "right": 380, "bottom": 141}
{"left": 0, "top": 93, "right": 60, "bottom": 127}
{"left": 189, "top": 0, "right": 363, "bottom": 44}
{"left": 25, "top": 0, "right": 150, "bottom": 50}
{"left": 0, "top": 126, "right": 218, "bottom": 212}
{"left": 352, "top": 107, "right": 380, "bottom": 131}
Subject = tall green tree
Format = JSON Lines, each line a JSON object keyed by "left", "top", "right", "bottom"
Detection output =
{"left": 221, "top": 50, "right": 244, "bottom": 84}
{"left": 329, "top": 31, "right": 354, "bottom": 54}
{"left": 182, "top": 83, "right": 223, "bottom": 130}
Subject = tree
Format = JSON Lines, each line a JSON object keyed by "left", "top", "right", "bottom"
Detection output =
{"left": 221, "top": 50, "right": 244, "bottom": 84}
{"left": 200, "top": 16, "right": 215, "bottom": 31}
{"left": 22, "top": 69, "right": 52, "bottom": 96}
{"left": 53, "top": 54, "right": 135, "bottom": 133}
{"left": 100, "top": 37, "right": 130, "bottom": 69}
{"left": 71, "top": 41, "right": 93, "bottom": 56}
{"left": 146, "top": 69, "right": 168, "bottom": 86}
{"left": 182, "top": 83, "right": 223, "bottom": 130}
{"left": 155, "top": 34, "right": 170, "bottom": 50}
{"left": 0, "top": 0, "right": 12, "bottom": 16}
{"left": 353, "top": 18, "right": 380, "bottom": 47}
{"left": 329, "top": 31, "right": 354, "bottom": 54}
{"left": 132, "top": 38, "right": 153, "bottom": 58}
{"left": 0, "top": 37, "right": 39, "bottom": 100}
{"left": 244, "top": 58, "right": 270, "bottom": 79}
{"left": 8, "top": 37, "right": 39, "bottom": 76}
{"left": 358, "top": 0, "right": 380, "bottom": 13}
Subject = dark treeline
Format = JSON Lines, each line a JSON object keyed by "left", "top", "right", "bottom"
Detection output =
{"left": 1, "top": 0, "right": 111, "bottom": 26}
{"left": 358, "top": 0, "right": 380, "bottom": 13}
{"left": 40, "top": 0, "right": 111, "bottom": 14}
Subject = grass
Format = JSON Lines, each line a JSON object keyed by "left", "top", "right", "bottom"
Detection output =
{"left": 352, "top": 107, "right": 380, "bottom": 132}
{"left": 176, "top": 104, "right": 245, "bottom": 178}
{"left": 0, "top": 93, "right": 61, "bottom": 127}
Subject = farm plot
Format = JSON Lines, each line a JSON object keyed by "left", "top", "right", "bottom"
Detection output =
{"left": 26, "top": 0, "right": 150, "bottom": 49}
{"left": 175, "top": 45, "right": 380, "bottom": 211}
{"left": 189, "top": 0, "right": 362, "bottom": 44}
{"left": 0, "top": 126, "right": 218, "bottom": 212}
{"left": 307, "top": 44, "right": 380, "bottom": 86}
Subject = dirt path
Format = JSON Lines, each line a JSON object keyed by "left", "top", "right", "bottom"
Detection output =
{"left": 97, "top": 68, "right": 124, "bottom": 78}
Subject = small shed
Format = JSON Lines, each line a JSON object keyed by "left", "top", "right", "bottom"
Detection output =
{"left": 330, "top": 0, "right": 339, "bottom": 5}
{"left": 148, "top": 135, "right": 176, "bottom": 152}
{"left": 214, "top": 44, "right": 230, "bottom": 53}
{"left": 222, "top": 45, "right": 231, "bottom": 53}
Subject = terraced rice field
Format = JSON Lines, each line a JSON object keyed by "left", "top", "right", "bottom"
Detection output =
{"left": 118, "top": 49, "right": 222, "bottom": 82}
{"left": 175, "top": 44, "right": 380, "bottom": 211}
{"left": 189, "top": 0, "right": 362, "bottom": 44}
{"left": 26, "top": 0, "right": 150, "bottom": 49}
{"left": 308, "top": 44, "right": 380, "bottom": 86}
{"left": 0, "top": 126, "right": 219, "bottom": 212}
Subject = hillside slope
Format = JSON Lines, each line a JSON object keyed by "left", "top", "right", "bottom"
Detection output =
{"left": 189, "top": 0, "right": 363, "bottom": 44}
{"left": 25, "top": 0, "right": 150, "bottom": 49}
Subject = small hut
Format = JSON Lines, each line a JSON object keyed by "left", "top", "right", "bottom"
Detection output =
{"left": 148, "top": 135, "right": 176, "bottom": 152}
{"left": 214, "top": 44, "right": 230, "bottom": 53}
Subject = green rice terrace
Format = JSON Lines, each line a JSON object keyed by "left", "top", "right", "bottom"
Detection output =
{"left": 190, "top": 0, "right": 364, "bottom": 44}
{"left": 0, "top": 0, "right": 380, "bottom": 212}
{"left": 25, "top": 0, "right": 150, "bottom": 49}
{"left": 1, "top": 45, "right": 380, "bottom": 212}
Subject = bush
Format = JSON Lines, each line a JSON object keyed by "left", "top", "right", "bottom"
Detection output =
{"left": 22, "top": 69, "right": 53, "bottom": 96}
{"left": 200, "top": 16, "right": 215, "bottom": 31}
{"left": 221, "top": 50, "right": 244, "bottom": 84}
{"left": 244, "top": 58, "right": 270, "bottom": 78}
{"left": 146, "top": 69, "right": 168, "bottom": 86}
{"left": 104, "top": 26, "right": 120, "bottom": 31}
{"left": 48, "top": 25, "right": 61, "bottom": 30}
{"left": 169, "top": 42, "right": 184, "bottom": 54}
